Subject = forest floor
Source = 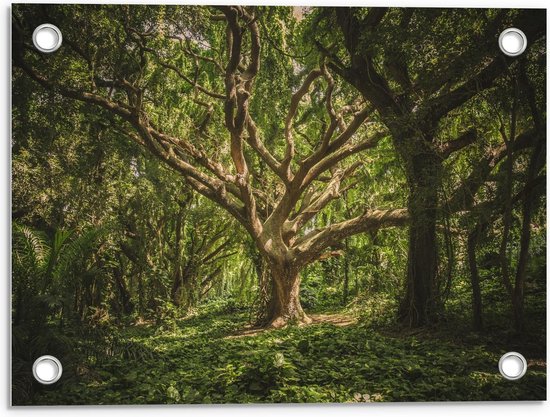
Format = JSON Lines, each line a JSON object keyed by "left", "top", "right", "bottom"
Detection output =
{"left": 228, "top": 313, "right": 357, "bottom": 338}
{"left": 28, "top": 301, "right": 546, "bottom": 405}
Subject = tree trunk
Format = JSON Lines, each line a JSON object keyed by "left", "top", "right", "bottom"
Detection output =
{"left": 511, "top": 62, "right": 544, "bottom": 335}
{"left": 171, "top": 266, "right": 183, "bottom": 306}
{"left": 370, "top": 232, "right": 382, "bottom": 292}
{"left": 342, "top": 238, "right": 350, "bottom": 305}
{"left": 114, "top": 268, "right": 134, "bottom": 315}
{"left": 171, "top": 208, "right": 185, "bottom": 306}
{"left": 252, "top": 250, "right": 271, "bottom": 324}
{"left": 399, "top": 148, "right": 441, "bottom": 327}
{"left": 467, "top": 225, "right": 483, "bottom": 331}
{"left": 512, "top": 137, "right": 545, "bottom": 334}
{"left": 13, "top": 284, "right": 24, "bottom": 326}
{"left": 262, "top": 263, "right": 311, "bottom": 328}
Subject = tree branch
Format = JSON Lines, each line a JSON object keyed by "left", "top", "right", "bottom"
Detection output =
{"left": 447, "top": 129, "right": 537, "bottom": 213}
{"left": 428, "top": 10, "right": 546, "bottom": 121}
{"left": 283, "top": 68, "right": 323, "bottom": 175}
{"left": 219, "top": 5, "right": 263, "bottom": 236}
{"left": 285, "top": 161, "right": 362, "bottom": 237}
{"left": 438, "top": 129, "right": 477, "bottom": 159}
{"left": 143, "top": 47, "right": 225, "bottom": 100}
{"left": 293, "top": 208, "right": 409, "bottom": 265}
{"left": 300, "top": 129, "right": 385, "bottom": 191}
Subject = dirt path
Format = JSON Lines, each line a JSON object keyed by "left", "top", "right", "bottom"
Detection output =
{"left": 309, "top": 313, "right": 357, "bottom": 327}
{"left": 226, "top": 312, "right": 357, "bottom": 339}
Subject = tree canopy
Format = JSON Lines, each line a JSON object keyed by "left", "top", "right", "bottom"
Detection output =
{"left": 12, "top": 5, "right": 546, "bottom": 405}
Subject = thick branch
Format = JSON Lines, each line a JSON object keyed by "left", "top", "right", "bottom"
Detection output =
{"left": 333, "top": 8, "right": 400, "bottom": 116}
{"left": 438, "top": 129, "right": 477, "bottom": 159}
{"left": 447, "top": 129, "right": 537, "bottom": 213}
{"left": 428, "top": 10, "right": 545, "bottom": 121}
{"left": 293, "top": 208, "right": 409, "bottom": 265}
{"left": 14, "top": 57, "right": 133, "bottom": 120}
{"left": 283, "top": 68, "right": 323, "bottom": 173}
{"left": 219, "top": 5, "right": 263, "bottom": 236}
{"left": 285, "top": 161, "right": 362, "bottom": 237}
{"left": 245, "top": 114, "right": 284, "bottom": 180}
{"left": 300, "top": 129, "right": 385, "bottom": 191}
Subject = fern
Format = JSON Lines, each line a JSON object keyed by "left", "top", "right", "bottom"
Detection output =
{"left": 53, "top": 227, "right": 105, "bottom": 288}
{"left": 12, "top": 223, "right": 49, "bottom": 279}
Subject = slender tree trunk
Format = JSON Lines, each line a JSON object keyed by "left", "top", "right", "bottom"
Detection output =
{"left": 183, "top": 271, "right": 197, "bottom": 310}
{"left": 467, "top": 225, "right": 483, "bottom": 331}
{"left": 137, "top": 271, "right": 144, "bottom": 314}
{"left": 172, "top": 263, "right": 196, "bottom": 310}
{"left": 342, "top": 239, "right": 350, "bottom": 305}
{"left": 512, "top": 211, "right": 529, "bottom": 334}
{"left": 263, "top": 262, "right": 311, "bottom": 328}
{"left": 13, "top": 285, "right": 23, "bottom": 326}
{"left": 114, "top": 268, "right": 133, "bottom": 315}
{"left": 498, "top": 152, "right": 515, "bottom": 297}
{"left": 370, "top": 232, "right": 382, "bottom": 292}
{"left": 171, "top": 208, "right": 185, "bottom": 306}
{"left": 399, "top": 148, "right": 441, "bottom": 327}
{"left": 513, "top": 138, "right": 545, "bottom": 334}
{"left": 499, "top": 86, "right": 518, "bottom": 297}
{"left": 170, "top": 267, "right": 183, "bottom": 306}
{"left": 512, "top": 62, "right": 544, "bottom": 335}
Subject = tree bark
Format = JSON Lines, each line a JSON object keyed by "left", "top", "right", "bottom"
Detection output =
{"left": 342, "top": 238, "right": 350, "bottom": 305}
{"left": 114, "top": 269, "right": 134, "bottom": 315}
{"left": 171, "top": 267, "right": 183, "bottom": 306}
{"left": 512, "top": 63, "right": 545, "bottom": 335}
{"left": 262, "top": 263, "right": 311, "bottom": 328}
{"left": 252, "top": 249, "right": 271, "bottom": 324}
{"left": 399, "top": 148, "right": 441, "bottom": 327}
{"left": 467, "top": 225, "right": 483, "bottom": 331}
{"left": 512, "top": 137, "right": 545, "bottom": 334}
{"left": 171, "top": 206, "right": 185, "bottom": 306}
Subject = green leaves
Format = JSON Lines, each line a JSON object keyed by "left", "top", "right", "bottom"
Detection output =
{"left": 12, "top": 222, "right": 106, "bottom": 330}
{"left": 11, "top": 4, "right": 547, "bottom": 405}
{"left": 166, "top": 384, "right": 181, "bottom": 403}
{"left": 21, "top": 302, "right": 547, "bottom": 404}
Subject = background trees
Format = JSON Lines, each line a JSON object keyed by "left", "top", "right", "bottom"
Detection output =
{"left": 311, "top": 7, "right": 545, "bottom": 326}
{"left": 11, "top": 4, "right": 546, "bottom": 405}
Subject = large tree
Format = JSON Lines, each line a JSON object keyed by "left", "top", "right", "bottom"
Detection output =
{"left": 12, "top": 5, "right": 545, "bottom": 329}
{"left": 312, "top": 7, "right": 546, "bottom": 325}
{"left": 13, "top": 5, "right": 409, "bottom": 327}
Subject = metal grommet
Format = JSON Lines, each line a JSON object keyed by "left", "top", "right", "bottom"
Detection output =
{"left": 32, "top": 355, "right": 63, "bottom": 384}
{"left": 498, "top": 28, "right": 527, "bottom": 57}
{"left": 498, "top": 352, "right": 527, "bottom": 380}
{"left": 32, "top": 24, "right": 63, "bottom": 53}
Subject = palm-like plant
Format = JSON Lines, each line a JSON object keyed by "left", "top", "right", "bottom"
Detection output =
{"left": 12, "top": 223, "right": 105, "bottom": 326}
{"left": 12, "top": 223, "right": 106, "bottom": 404}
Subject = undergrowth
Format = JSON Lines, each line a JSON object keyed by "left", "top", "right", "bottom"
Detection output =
{"left": 15, "top": 299, "right": 546, "bottom": 405}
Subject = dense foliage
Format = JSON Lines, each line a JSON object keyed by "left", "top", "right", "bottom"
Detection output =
{"left": 11, "top": 5, "right": 546, "bottom": 404}
{"left": 20, "top": 301, "right": 545, "bottom": 405}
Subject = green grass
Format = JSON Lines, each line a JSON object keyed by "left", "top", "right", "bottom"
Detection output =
{"left": 27, "top": 304, "right": 546, "bottom": 405}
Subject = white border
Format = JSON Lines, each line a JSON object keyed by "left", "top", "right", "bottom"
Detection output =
{"left": 1, "top": 1, "right": 549, "bottom": 417}
{"left": 5, "top": 0, "right": 550, "bottom": 7}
